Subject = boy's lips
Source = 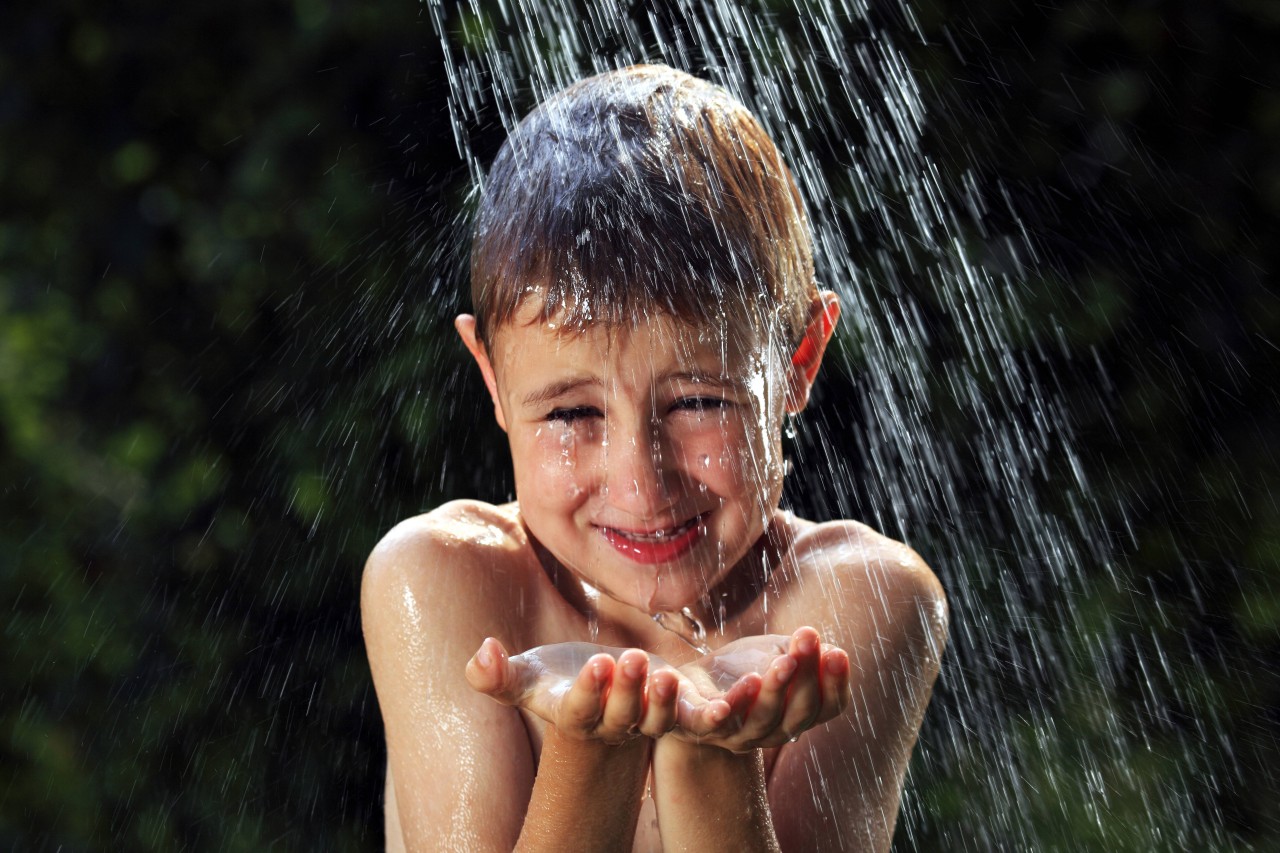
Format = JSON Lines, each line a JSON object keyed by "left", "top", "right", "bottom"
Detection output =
{"left": 597, "top": 513, "right": 708, "bottom": 564}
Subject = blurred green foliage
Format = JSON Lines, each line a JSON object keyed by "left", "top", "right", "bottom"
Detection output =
{"left": 1, "top": 1, "right": 495, "bottom": 849}
{"left": 1, "top": 0, "right": 1275, "bottom": 850}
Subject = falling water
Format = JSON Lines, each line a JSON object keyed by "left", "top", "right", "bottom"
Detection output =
{"left": 413, "top": 0, "right": 1232, "bottom": 848}
{"left": 652, "top": 606, "right": 712, "bottom": 655}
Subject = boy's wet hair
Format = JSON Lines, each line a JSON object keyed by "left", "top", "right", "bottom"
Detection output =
{"left": 470, "top": 64, "right": 817, "bottom": 350}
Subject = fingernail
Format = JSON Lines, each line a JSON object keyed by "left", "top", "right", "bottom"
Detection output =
{"left": 476, "top": 644, "right": 493, "bottom": 668}
{"left": 827, "top": 653, "right": 848, "bottom": 675}
{"left": 623, "top": 658, "right": 644, "bottom": 680}
{"left": 653, "top": 677, "right": 674, "bottom": 699}
{"left": 710, "top": 702, "right": 730, "bottom": 722}
{"left": 591, "top": 659, "right": 610, "bottom": 680}
{"left": 799, "top": 633, "right": 817, "bottom": 654}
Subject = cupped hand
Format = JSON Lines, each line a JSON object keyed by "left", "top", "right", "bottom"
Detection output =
{"left": 669, "top": 626, "right": 851, "bottom": 752}
{"left": 465, "top": 627, "right": 850, "bottom": 750}
{"left": 467, "top": 638, "right": 699, "bottom": 743}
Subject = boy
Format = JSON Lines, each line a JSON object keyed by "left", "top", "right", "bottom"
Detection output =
{"left": 362, "top": 65, "right": 946, "bottom": 852}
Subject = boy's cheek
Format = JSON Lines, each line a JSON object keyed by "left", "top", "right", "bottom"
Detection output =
{"left": 678, "top": 428, "right": 760, "bottom": 491}
{"left": 522, "top": 429, "right": 577, "bottom": 468}
{"left": 515, "top": 426, "right": 602, "bottom": 501}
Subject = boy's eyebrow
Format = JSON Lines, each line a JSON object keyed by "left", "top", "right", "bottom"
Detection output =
{"left": 663, "top": 370, "right": 747, "bottom": 390}
{"left": 521, "top": 371, "right": 747, "bottom": 407}
{"left": 521, "top": 377, "right": 603, "bottom": 407}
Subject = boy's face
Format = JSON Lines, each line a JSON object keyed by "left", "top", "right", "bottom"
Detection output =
{"left": 464, "top": 304, "right": 797, "bottom": 615}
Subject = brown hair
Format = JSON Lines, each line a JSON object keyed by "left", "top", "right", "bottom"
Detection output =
{"left": 469, "top": 64, "right": 816, "bottom": 349}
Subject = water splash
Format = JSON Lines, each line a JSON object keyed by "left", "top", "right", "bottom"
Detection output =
{"left": 651, "top": 606, "right": 712, "bottom": 655}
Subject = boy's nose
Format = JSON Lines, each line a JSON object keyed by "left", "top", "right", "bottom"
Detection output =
{"left": 601, "top": 430, "right": 675, "bottom": 518}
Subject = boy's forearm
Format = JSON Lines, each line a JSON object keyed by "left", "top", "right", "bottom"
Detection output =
{"left": 515, "top": 725, "right": 651, "bottom": 853}
{"left": 652, "top": 738, "right": 779, "bottom": 853}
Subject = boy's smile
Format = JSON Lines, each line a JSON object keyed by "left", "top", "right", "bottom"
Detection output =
{"left": 462, "top": 304, "right": 792, "bottom": 617}
{"left": 598, "top": 511, "right": 707, "bottom": 564}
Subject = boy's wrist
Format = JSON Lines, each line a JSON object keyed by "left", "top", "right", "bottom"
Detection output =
{"left": 653, "top": 731, "right": 763, "bottom": 771}
{"left": 651, "top": 733, "right": 778, "bottom": 851}
{"left": 546, "top": 722, "right": 651, "bottom": 760}
{"left": 515, "top": 725, "right": 652, "bottom": 851}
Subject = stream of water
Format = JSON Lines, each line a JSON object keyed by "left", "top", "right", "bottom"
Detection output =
{"left": 417, "top": 1, "right": 1230, "bottom": 847}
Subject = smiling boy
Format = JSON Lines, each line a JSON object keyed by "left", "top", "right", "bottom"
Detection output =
{"left": 361, "top": 65, "right": 947, "bottom": 852}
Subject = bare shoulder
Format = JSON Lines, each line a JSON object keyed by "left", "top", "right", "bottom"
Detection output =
{"left": 366, "top": 499, "right": 527, "bottom": 570}
{"left": 793, "top": 517, "right": 945, "bottom": 601}
{"left": 361, "top": 500, "right": 535, "bottom": 643}
{"left": 779, "top": 515, "right": 948, "bottom": 650}
{"left": 764, "top": 517, "right": 947, "bottom": 850}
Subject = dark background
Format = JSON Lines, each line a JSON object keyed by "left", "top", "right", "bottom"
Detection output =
{"left": 2, "top": 0, "right": 1276, "bottom": 849}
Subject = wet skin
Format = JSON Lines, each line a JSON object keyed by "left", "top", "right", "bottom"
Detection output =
{"left": 457, "top": 304, "right": 804, "bottom": 619}
{"left": 363, "top": 291, "right": 947, "bottom": 851}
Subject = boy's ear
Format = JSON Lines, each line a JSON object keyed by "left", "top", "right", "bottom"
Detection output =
{"left": 786, "top": 291, "right": 840, "bottom": 413}
{"left": 455, "top": 314, "right": 508, "bottom": 432}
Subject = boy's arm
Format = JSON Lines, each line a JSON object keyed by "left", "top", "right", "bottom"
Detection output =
{"left": 362, "top": 511, "right": 653, "bottom": 852}
{"left": 515, "top": 726, "right": 651, "bottom": 851}
{"left": 362, "top": 517, "right": 532, "bottom": 851}
{"left": 767, "top": 539, "right": 946, "bottom": 852}
{"left": 649, "top": 628, "right": 848, "bottom": 853}
{"left": 652, "top": 737, "right": 779, "bottom": 851}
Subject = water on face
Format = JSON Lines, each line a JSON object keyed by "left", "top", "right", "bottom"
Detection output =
{"left": 417, "top": 0, "right": 1233, "bottom": 848}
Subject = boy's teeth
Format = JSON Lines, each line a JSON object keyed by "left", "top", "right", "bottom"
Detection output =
{"left": 613, "top": 517, "right": 696, "bottom": 541}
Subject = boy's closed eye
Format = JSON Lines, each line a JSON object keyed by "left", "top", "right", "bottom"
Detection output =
{"left": 545, "top": 398, "right": 732, "bottom": 426}
{"left": 546, "top": 406, "right": 602, "bottom": 424}
{"left": 670, "top": 396, "right": 733, "bottom": 415}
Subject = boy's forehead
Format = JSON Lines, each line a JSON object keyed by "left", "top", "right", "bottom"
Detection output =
{"left": 489, "top": 301, "right": 778, "bottom": 380}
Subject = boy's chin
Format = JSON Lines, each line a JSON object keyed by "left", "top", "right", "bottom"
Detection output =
{"left": 643, "top": 580, "right": 708, "bottom": 614}
{"left": 578, "top": 564, "right": 708, "bottom": 619}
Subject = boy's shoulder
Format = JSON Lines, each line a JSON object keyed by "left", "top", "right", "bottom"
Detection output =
{"left": 773, "top": 514, "right": 947, "bottom": 641}
{"left": 790, "top": 516, "right": 939, "bottom": 587}
{"left": 368, "top": 499, "right": 528, "bottom": 565}
{"left": 362, "top": 500, "right": 542, "bottom": 634}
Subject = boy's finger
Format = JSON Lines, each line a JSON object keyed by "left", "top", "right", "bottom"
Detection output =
{"left": 558, "top": 653, "right": 613, "bottom": 732}
{"left": 719, "top": 673, "right": 762, "bottom": 723}
{"left": 600, "top": 649, "right": 648, "bottom": 738}
{"left": 789, "top": 626, "right": 821, "bottom": 659}
{"left": 818, "top": 648, "right": 852, "bottom": 723}
{"left": 639, "top": 668, "right": 679, "bottom": 737}
{"left": 707, "top": 676, "right": 764, "bottom": 752}
{"left": 674, "top": 682, "right": 728, "bottom": 737}
{"left": 779, "top": 628, "right": 823, "bottom": 736}
{"left": 465, "top": 637, "right": 514, "bottom": 700}
{"left": 736, "top": 654, "right": 793, "bottom": 743}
